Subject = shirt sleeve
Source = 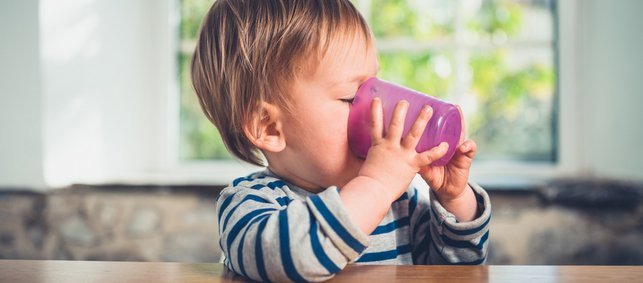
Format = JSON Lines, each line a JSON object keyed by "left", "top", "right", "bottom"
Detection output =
{"left": 216, "top": 183, "right": 370, "bottom": 282}
{"left": 409, "top": 180, "right": 491, "bottom": 265}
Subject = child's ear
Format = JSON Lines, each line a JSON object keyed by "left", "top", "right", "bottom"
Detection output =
{"left": 243, "top": 102, "right": 286, "bottom": 153}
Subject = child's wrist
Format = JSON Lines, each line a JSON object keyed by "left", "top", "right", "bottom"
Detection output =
{"left": 339, "top": 175, "right": 398, "bottom": 234}
{"left": 435, "top": 183, "right": 470, "bottom": 203}
{"left": 352, "top": 175, "right": 395, "bottom": 203}
{"left": 435, "top": 184, "right": 475, "bottom": 208}
{"left": 435, "top": 184, "right": 478, "bottom": 222}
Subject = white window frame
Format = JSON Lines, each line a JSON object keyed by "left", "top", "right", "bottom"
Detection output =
{"left": 163, "top": 0, "right": 581, "bottom": 188}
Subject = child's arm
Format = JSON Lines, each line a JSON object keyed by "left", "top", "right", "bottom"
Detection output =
{"left": 217, "top": 179, "right": 369, "bottom": 282}
{"left": 419, "top": 139, "right": 479, "bottom": 222}
{"left": 409, "top": 106, "right": 490, "bottom": 264}
{"left": 408, "top": 179, "right": 491, "bottom": 265}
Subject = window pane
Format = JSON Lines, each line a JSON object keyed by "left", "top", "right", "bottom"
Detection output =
{"left": 378, "top": 51, "right": 454, "bottom": 99}
{"left": 468, "top": 48, "right": 555, "bottom": 161}
{"left": 466, "top": 0, "right": 555, "bottom": 42}
{"left": 180, "top": 0, "right": 212, "bottom": 40}
{"left": 367, "top": 0, "right": 453, "bottom": 40}
{"left": 373, "top": 1, "right": 557, "bottom": 162}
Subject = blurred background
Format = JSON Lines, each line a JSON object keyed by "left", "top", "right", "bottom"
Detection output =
{"left": 1, "top": 0, "right": 642, "bottom": 264}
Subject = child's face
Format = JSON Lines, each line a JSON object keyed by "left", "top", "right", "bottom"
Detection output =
{"left": 272, "top": 33, "right": 379, "bottom": 192}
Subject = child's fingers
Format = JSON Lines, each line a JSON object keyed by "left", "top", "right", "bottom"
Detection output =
{"left": 402, "top": 104, "right": 433, "bottom": 149}
{"left": 386, "top": 100, "right": 409, "bottom": 141}
{"left": 458, "top": 139, "right": 477, "bottom": 159}
{"left": 416, "top": 142, "right": 449, "bottom": 166}
{"left": 370, "top": 97, "right": 384, "bottom": 142}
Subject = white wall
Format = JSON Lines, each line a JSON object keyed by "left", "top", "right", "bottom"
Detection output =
{"left": 0, "top": 0, "right": 46, "bottom": 188}
{"left": 1, "top": 0, "right": 643, "bottom": 189}
{"left": 39, "top": 0, "right": 176, "bottom": 187}
{"left": 580, "top": 0, "right": 643, "bottom": 181}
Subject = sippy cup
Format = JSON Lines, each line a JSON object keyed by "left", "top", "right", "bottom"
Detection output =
{"left": 347, "top": 77, "right": 462, "bottom": 166}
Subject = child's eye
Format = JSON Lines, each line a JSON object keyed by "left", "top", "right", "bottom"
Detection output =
{"left": 340, "top": 98, "right": 354, "bottom": 104}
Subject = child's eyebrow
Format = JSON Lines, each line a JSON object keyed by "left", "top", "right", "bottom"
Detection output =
{"left": 343, "top": 65, "right": 380, "bottom": 84}
{"left": 345, "top": 75, "right": 370, "bottom": 84}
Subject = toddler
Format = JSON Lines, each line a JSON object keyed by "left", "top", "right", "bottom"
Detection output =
{"left": 191, "top": 0, "right": 491, "bottom": 282}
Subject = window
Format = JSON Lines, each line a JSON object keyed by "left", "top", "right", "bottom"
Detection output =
{"left": 178, "top": 0, "right": 557, "bottom": 164}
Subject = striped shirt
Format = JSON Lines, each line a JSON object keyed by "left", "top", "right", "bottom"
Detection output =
{"left": 217, "top": 169, "right": 491, "bottom": 282}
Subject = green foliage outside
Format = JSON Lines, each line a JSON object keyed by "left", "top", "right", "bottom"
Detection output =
{"left": 178, "top": 0, "right": 556, "bottom": 162}
{"left": 178, "top": 0, "right": 233, "bottom": 160}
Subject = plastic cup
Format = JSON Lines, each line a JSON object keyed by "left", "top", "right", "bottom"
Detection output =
{"left": 348, "top": 77, "right": 462, "bottom": 166}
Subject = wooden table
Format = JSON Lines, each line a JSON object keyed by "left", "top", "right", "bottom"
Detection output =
{"left": 1, "top": 260, "right": 641, "bottom": 282}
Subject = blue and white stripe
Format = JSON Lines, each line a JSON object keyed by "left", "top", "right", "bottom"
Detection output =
{"left": 216, "top": 170, "right": 491, "bottom": 282}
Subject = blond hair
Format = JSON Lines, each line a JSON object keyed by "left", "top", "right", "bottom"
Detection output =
{"left": 191, "top": 0, "right": 371, "bottom": 166}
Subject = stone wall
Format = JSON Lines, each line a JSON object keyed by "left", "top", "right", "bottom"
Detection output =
{"left": 488, "top": 181, "right": 643, "bottom": 265}
{"left": 1, "top": 180, "right": 642, "bottom": 264}
{"left": 0, "top": 185, "right": 221, "bottom": 262}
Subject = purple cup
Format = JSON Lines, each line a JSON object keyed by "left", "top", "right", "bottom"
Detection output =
{"left": 348, "top": 77, "right": 462, "bottom": 166}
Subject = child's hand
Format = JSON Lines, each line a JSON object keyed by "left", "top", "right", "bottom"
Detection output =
{"left": 358, "top": 98, "right": 449, "bottom": 202}
{"left": 419, "top": 106, "right": 479, "bottom": 221}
